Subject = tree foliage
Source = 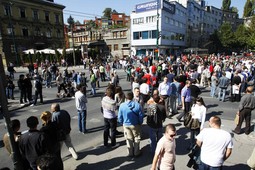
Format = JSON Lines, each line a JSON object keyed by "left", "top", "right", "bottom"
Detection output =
{"left": 222, "top": 0, "right": 231, "bottom": 10}
{"left": 103, "top": 8, "right": 112, "bottom": 18}
{"left": 243, "top": 0, "right": 253, "bottom": 17}
{"left": 218, "top": 22, "right": 235, "bottom": 48}
{"left": 234, "top": 24, "right": 249, "bottom": 48}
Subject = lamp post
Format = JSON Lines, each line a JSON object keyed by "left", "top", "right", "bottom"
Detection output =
{"left": 156, "top": 0, "right": 160, "bottom": 60}
{"left": 7, "top": 2, "right": 19, "bottom": 66}
{"left": 67, "top": 15, "right": 76, "bottom": 66}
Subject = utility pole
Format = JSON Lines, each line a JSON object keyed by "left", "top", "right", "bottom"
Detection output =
{"left": 71, "top": 25, "right": 76, "bottom": 66}
{"left": 156, "top": 0, "right": 160, "bottom": 60}
{"left": 7, "top": 2, "right": 19, "bottom": 66}
{"left": 0, "top": 55, "right": 23, "bottom": 170}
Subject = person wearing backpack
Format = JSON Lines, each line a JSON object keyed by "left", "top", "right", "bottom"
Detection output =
{"left": 147, "top": 94, "right": 166, "bottom": 154}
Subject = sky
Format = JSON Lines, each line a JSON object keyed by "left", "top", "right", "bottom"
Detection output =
{"left": 54, "top": 0, "right": 246, "bottom": 24}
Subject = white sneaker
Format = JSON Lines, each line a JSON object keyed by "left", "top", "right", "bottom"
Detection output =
{"left": 30, "top": 104, "right": 34, "bottom": 107}
{"left": 69, "top": 147, "right": 78, "bottom": 160}
{"left": 20, "top": 103, "right": 25, "bottom": 106}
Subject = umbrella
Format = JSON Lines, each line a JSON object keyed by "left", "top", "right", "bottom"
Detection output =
{"left": 23, "top": 49, "right": 37, "bottom": 54}
{"left": 38, "top": 48, "right": 55, "bottom": 54}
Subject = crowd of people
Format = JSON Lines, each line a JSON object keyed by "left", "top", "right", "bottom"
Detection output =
{"left": 3, "top": 53, "right": 255, "bottom": 170}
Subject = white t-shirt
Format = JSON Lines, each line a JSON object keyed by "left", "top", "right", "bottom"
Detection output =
{"left": 191, "top": 104, "right": 206, "bottom": 129}
{"left": 139, "top": 83, "right": 149, "bottom": 95}
{"left": 196, "top": 128, "right": 233, "bottom": 167}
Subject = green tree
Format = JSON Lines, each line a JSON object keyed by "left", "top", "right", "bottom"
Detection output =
{"left": 103, "top": 8, "right": 112, "bottom": 18}
{"left": 218, "top": 22, "right": 235, "bottom": 49}
{"left": 243, "top": 0, "right": 253, "bottom": 17}
{"left": 231, "top": 7, "right": 238, "bottom": 13}
{"left": 235, "top": 24, "right": 249, "bottom": 49}
{"left": 247, "top": 17, "right": 255, "bottom": 48}
{"left": 222, "top": 0, "right": 231, "bottom": 10}
{"left": 67, "top": 15, "right": 74, "bottom": 29}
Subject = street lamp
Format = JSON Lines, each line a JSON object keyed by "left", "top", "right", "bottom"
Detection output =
{"left": 7, "top": 2, "right": 19, "bottom": 66}
{"left": 156, "top": 0, "right": 160, "bottom": 60}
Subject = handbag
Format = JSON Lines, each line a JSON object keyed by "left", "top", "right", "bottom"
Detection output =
{"left": 184, "top": 112, "right": 200, "bottom": 130}
{"left": 234, "top": 114, "right": 239, "bottom": 125}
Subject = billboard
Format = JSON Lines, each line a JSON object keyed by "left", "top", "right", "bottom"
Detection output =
{"left": 163, "top": 0, "right": 175, "bottom": 14}
{"left": 135, "top": 1, "right": 160, "bottom": 13}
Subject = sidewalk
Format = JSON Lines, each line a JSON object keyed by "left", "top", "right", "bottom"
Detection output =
{"left": 62, "top": 116, "right": 255, "bottom": 170}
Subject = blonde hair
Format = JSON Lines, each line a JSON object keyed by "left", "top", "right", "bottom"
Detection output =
{"left": 40, "top": 111, "right": 52, "bottom": 125}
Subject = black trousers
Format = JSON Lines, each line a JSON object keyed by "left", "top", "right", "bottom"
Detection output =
{"left": 33, "top": 90, "right": 43, "bottom": 105}
{"left": 177, "top": 102, "right": 191, "bottom": 120}
{"left": 103, "top": 117, "right": 117, "bottom": 146}
{"left": 234, "top": 108, "right": 252, "bottom": 134}
{"left": 20, "top": 90, "right": 27, "bottom": 103}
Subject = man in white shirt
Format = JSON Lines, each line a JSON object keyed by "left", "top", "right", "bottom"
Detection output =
{"left": 196, "top": 116, "right": 233, "bottom": 170}
{"left": 158, "top": 76, "right": 171, "bottom": 117}
{"left": 75, "top": 85, "right": 88, "bottom": 133}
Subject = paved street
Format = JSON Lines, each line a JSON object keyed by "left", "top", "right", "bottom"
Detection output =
{"left": 0, "top": 66, "right": 255, "bottom": 170}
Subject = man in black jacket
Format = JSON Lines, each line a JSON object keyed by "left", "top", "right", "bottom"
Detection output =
{"left": 17, "top": 74, "right": 27, "bottom": 105}
{"left": 19, "top": 116, "right": 47, "bottom": 170}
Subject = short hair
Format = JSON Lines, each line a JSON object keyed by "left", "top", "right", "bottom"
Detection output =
{"left": 126, "top": 92, "right": 134, "bottom": 100}
{"left": 246, "top": 86, "right": 254, "bottom": 93}
{"left": 40, "top": 111, "right": 52, "bottom": 125}
{"left": 165, "top": 123, "right": 176, "bottom": 133}
{"left": 51, "top": 103, "right": 60, "bottom": 112}
{"left": 210, "top": 116, "right": 221, "bottom": 126}
{"left": 36, "top": 154, "right": 62, "bottom": 170}
{"left": 11, "top": 119, "right": 20, "bottom": 132}
{"left": 26, "top": 116, "right": 39, "bottom": 129}
{"left": 106, "top": 88, "right": 113, "bottom": 97}
{"left": 186, "top": 80, "right": 191, "bottom": 85}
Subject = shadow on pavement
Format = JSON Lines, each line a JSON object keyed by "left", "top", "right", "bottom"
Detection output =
{"left": 223, "top": 163, "right": 250, "bottom": 170}
{"left": 87, "top": 126, "right": 104, "bottom": 133}
{"left": 206, "top": 104, "right": 218, "bottom": 109}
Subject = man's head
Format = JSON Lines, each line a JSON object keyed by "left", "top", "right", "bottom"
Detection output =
{"left": 186, "top": 80, "right": 191, "bottom": 87}
{"left": 152, "top": 94, "right": 160, "bottom": 103}
{"left": 133, "top": 87, "right": 140, "bottom": 97}
{"left": 37, "top": 154, "right": 61, "bottom": 170}
{"left": 246, "top": 86, "right": 254, "bottom": 94}
{"left": 209, "top": 116, "right": 221, "bottom": 128}
{"left": 163, "top": 76, "right": 168, "bottom": 83}
{"left": 26, "top": 116, "right": 39, "bottom": 129}
{"left": 11, "top": 119, "right": 20, "bottom": 133}
{"left": 126, "top": 92, "right": 134, "bottom": 100}
{"left": 51, "top": 103, "right": 60, "bottom": 113}
{"left": 165, "top": 124, "right": 176, "bottom": 140}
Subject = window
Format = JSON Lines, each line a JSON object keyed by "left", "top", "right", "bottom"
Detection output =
{"left": 142, "top": 31, "right": 148, "bottom": 39}
{"left": 20, "top": 8, "right": 26, "bottom": 18}
{"left": 165, "top": 16, "right": 169, "bottom": 24}
{"left": 22, "top": 27, "right": 28, "bottom": 36}
{"left": 45, "top": 12, "right": 50, "bottom": 22}
{"left": 107, "top": 45, "right": 112, "bottom": 52}
{"left": 56, "top": 29, "right": 61, "bottom": 38}
{"left": 55, "top": 14, "right": 59, "bottom": 23}
{"left": 35, "top": 27, "right": 41, "bottom": 36}
{"left": 114, "top": 44, "right": 118, "bottom": 50}
{"left": 7, "top": 27, "right": 14, "bottom": 35}
{"left": 133, "top": 32, "right": 139, "bottom": 40}
{"left": 123, "top": 44, "right": 128, "bottom": 47}
{"left": 118, "top": 15, "right": 122, "bottom": 18}
{"left": 133, "top": 17, "right": 144, "bottom": 24}
{"left": 33, "top": 10, "right": 39, "bottom": 20}
{"left": 146, "top": 16, "right": 156, "bottom": 23}
{"left": 4, "top": 5, "right": 11, "bottom": 16}
{"left": 46, "top": 28, "right": 51, "bottom": 37}
{"left": 151, "top": 30, "right": 157, "bottom": 38}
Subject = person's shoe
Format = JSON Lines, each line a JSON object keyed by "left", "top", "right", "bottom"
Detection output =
{"left": 111, "top": 143, "right": 120, "bottom": 149}
{"left": 20, "top": 103, "right": 25, "bottom": 106}
{"left": 177, "top": 118, "right": 183, "bottom": 122}
{"left": 30, "top": 104, "right": 35, "bottom": 107}
{"left": 232, "top": 130, "right": 240, "bottom": 134}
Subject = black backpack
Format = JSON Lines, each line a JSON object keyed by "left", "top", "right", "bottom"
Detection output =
{"left": 147, "top": 104, "right": 162, "bottom": 129}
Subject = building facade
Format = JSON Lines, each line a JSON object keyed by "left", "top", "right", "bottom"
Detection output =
{"left": 0, "top": 0, "right": 65, "bottom": 65}
{"left": 131, "top": 0, "right": 186, "bottom": 57}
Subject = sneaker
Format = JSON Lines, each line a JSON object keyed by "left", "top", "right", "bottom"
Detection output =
{"left": 30, "top": 104, "right": 34, "bottom": 107}
{"left": 111, "top": 143, "right": 120, "bottom": 149}
{"left": 20, "top": 103, "right": 25, "bottom": 106}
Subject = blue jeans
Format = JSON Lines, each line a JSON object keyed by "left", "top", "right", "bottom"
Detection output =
{"left": 199, "top": 161, "right": 222, "bottom": 170}
{"left": 78, "top": 110, "right": 87, "bottom": 133}
{"left": 90, "top": 82, "right": 96, "bottom": 95}
{"left": 210, "top": 85, "right": 216, "bottom": 97}
{"left": 149, "top": 127, "right": 163, "bottom": 153}
{"left": 6, "top": 88, "right": 14, "bottom": 99}
{"left": 218, "top": 88, "right": 226, "bottom": 101}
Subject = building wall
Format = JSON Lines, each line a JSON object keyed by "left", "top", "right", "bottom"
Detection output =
{"left": 0, "top": 0, "right": 65, "bottom": 65}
